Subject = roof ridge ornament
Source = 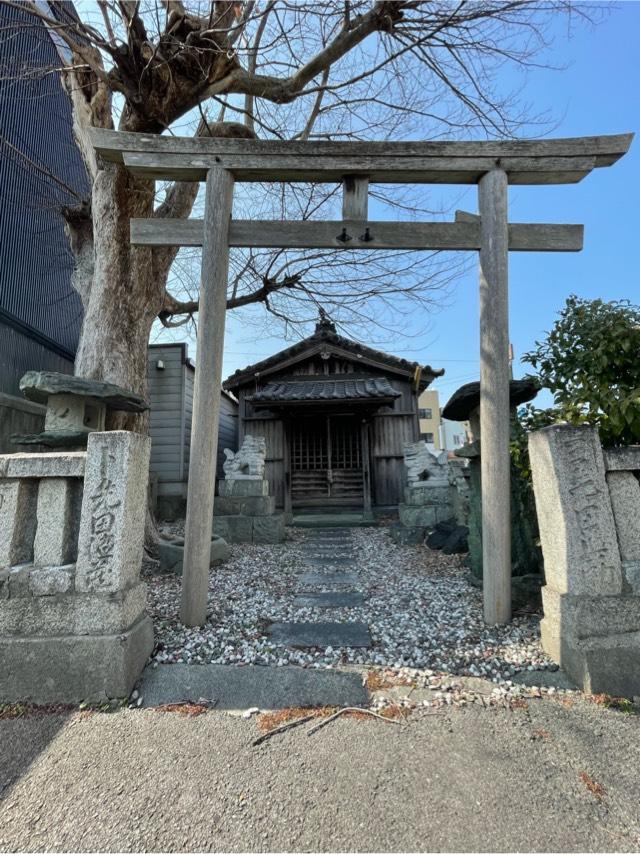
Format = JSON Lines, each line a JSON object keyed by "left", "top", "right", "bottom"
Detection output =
{"left": 316, "top": 308, "right": 336, "bottom": 334}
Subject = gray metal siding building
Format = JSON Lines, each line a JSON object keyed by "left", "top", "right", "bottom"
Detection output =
{"left": 0, "top": 2, "right": 88, "bottom": 448}
{"left": 148, "top": 343, "right": 238, "bottom": 519}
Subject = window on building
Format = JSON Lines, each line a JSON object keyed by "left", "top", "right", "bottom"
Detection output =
{"left": 418, "top": 408, "right": 432, "bottom": 419}
{"left": 420, "top": 432, "right": 434, "bottom": 443}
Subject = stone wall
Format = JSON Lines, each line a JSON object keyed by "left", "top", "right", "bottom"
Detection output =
{"left": 0, "top": 431, "right": 153, "bottom": 702}
{"left": 529, "top": 424, "right": 640, "bottom": 696}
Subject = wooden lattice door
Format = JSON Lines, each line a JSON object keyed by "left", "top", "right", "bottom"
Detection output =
{"left": 291, "top": 415, "right": 364, "bottom": 507}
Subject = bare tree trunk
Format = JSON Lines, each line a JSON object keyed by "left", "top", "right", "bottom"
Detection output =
{"left": 73, "top": 164, "right": 161, "bottom": 431}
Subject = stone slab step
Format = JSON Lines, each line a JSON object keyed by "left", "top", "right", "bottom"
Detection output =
{"left": 293, "top": 592, "right": 365, "bottom": 609}
{"left": 298, "top": 571, "right": 359, "bottom": 586}
{"left": 293, "top": 514, "right": 375, "bottom": 528}
{"left": 304, "top": 556, "right": 353, "bottom": 567}
{"left": 137, "top": 663, "right": 369, "bottom": 710}
{"left": 302, "top": 546, "right": 355, "bottom": 560}
{"left": 266, "top": 621, "right": 371, "bottom": 648}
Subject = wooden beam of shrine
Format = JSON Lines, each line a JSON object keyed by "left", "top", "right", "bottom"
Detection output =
{"left": 130, "top": 218, "right": 584, "bottom": 252}
{"left": 120, "top": 151, "right": 599, "bottom": 184}
{"left": 90, "top": 129, "right": 632, "bottom": 185}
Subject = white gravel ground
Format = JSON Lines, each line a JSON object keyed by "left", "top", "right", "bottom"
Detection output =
{"left": 147, "top": 526, "right": 556, "bottom": 686}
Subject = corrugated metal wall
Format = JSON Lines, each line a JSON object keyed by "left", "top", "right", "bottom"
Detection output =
{"left": 0, "top": 2, "right": 88, "bottom": 391}
{"left": 0, "top": 322, "right": 73, "bottom": 395}
{"left": 147, "top": 345, "right": 184, "bottom": 490}
{"left": 148, "top": 343, "right": 239, "bottom": 499}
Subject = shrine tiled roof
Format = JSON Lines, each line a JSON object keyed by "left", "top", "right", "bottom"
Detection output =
{"left": 247, "top": 376, "right": 401, "bottom": 406}
{"left": 224, "top": 317, "right": 444, "bottom": 390}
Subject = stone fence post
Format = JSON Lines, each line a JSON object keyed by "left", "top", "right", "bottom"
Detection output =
{"left": 529, "top": 424, "right": 640, "bottom": 696}
{"left": 0, "top": 431, "right": 152, "bottom": 703}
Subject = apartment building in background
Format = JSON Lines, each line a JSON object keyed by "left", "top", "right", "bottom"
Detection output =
{"left": 418, "top": 388, "right": 469, "bottom": 452}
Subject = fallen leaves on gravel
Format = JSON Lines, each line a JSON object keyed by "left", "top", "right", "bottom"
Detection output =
{"left": 365, "top": 670, "right": 416, "bottom": 691}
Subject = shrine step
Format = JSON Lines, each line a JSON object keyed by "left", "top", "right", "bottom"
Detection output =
{"left": 137, "top": 663, "right": 369, "bottom": 710}
{"left": 266, "top": 621, "right": 371, "bottom": 649}
{"left": 292, "top": 513, "right": 375, "bottom": 528}
{"left": 293, "top": 592, "right": 365, "bottom": 609}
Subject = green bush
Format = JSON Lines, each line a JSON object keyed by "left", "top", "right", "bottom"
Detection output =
{"left": 522, "top": 295, "right": 640, "bottom": 448}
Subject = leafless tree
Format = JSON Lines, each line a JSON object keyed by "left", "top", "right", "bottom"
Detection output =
{"left": 0, "top": 0, "right": 598, "bottom": 428}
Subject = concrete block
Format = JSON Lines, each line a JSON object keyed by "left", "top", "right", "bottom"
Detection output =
{"left": 435, "top": 505, "right": 456, "bottom": 524}
{"left": 157, "top": 537, "right": 230, "bottom": 575}
{"left": 33, "top": 478, "right": 82, "bottom": 566}
{"left": 623, "top": 560, "right": 640, "bottom": 594}
{"left": 218, "top": 479, "right": 269, "bottom": 498}
{"left": 213, "top": 515, "right": 253, "bottom": 544}
{"left": 541, "top": 587, "right": 640, "bottom": 641}
{"left": 0, "top": 479, "right": 38, "bottom": 567}
{"left": 398, "top": 503, "right": 437, "bottom": 528}
{"left": 404, "top": 485, "right": 451, "bottom": 507}
{"left": 29, "top": 564, "right": 74, "bottom": 596}
{"left": 529, "top": 425, "right": 622, "bottom": 595}
{"left": 603, "top": 446, "right": 640, "bottom": 472}
{"left": 76, "top": 431, "right": 151, "bottom": 594}
{"left": 252, "top": 515, "right": 285, "bottom": 544}
{"left": 138, "top": 662, "right": 369, "bottom": 710}
{"left": 213, "top": 495, "right": 276, "bottom": 517}
{"left": 541, "top": 624, "right": 640, "bottom": 698}
{"left": 0, "top": 582, "right": 147, "bottom": 636}
{"left": 0, "top": 614, "right": 153, "bottom": 703}
{"left": 607, "top": 470, "right": 640, "bottom": 561}
{"left": 0, "top": 451, "right": 86, "bottom": 479}
{"left": 7, "top": 564, "right": 32, "bottom": 598}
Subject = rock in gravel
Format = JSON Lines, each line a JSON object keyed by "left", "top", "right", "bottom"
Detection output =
{"left": 426, "top": 519, "right": 459, "bottom": 550}
{"left": 441, "top": 525, "right": 469, "bottom": 555}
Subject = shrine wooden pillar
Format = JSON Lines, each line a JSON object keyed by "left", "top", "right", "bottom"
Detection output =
{"left": 361, "top": 417, "right": 373, "bottom": 520}
{"left": 478, "top": 169, "right": 511, "bottom": 624}
{"left": 180, "top": 168, "right": 234, "bottom": 627}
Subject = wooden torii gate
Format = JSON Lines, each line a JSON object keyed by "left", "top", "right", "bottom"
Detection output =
{"left": 91, "top": 129, "right": 632, "bottom": 628}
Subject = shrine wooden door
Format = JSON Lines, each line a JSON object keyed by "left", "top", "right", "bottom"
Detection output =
{"left": 290, "top": 415, "right": 364, "bottom": 508}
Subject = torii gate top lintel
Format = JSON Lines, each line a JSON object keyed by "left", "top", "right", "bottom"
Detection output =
{"left": 88, "top": 127, "right": 632, "bottom": 630}
{"left": 91, "top": 128, "right": 632, "bottom": 184}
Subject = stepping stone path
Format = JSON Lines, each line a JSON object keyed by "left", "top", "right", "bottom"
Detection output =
{"left": 267, "top": 527, "right": 372, "bottom": 651}
{"left": 293, "top": 592, "right": 365, "bottom": 609}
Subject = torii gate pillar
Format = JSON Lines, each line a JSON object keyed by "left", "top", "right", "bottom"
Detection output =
{"left": 478, "top": 169, "right": 511, "bottom": 624}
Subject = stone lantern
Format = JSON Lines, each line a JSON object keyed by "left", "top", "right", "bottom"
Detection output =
{"left": 11, "top": 371, "right": 148, "bottom": 449}
{"left": 442, "top": 377, "right": 541, "bottom": 593}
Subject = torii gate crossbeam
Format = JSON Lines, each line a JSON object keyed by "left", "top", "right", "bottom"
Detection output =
{"left": 90, "top": 129, "right": 632, "bottom": 628}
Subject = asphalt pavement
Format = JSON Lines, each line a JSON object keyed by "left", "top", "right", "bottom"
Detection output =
{"left": 1, "top": 697, "right": 639, "bottom": 852}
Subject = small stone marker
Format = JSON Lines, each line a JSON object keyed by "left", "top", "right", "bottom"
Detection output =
{"left": 266, "top": 621, "right": 371, "bottom": 648}
{"left": 76, "top": 431, "right": 151, "bottom": 594}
